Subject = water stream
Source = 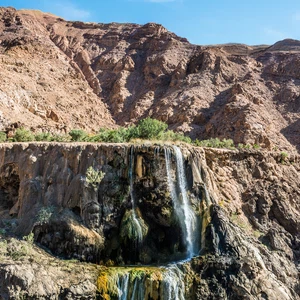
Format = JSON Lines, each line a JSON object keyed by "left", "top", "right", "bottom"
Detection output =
{"left": 101, "top": 145, "right": 202, "bottom": 299}
{"left": 128, "top": 146, "right": 143, "bottom": 245}
{"left": 99, "top": 263, "right": 185, "bottom": 300}
{"left": 164, "top": 146, "right": 197, "bottom": 258}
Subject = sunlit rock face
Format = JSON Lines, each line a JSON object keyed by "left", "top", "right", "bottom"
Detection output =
{"left": 0, "top": 142, "right": 299, "bottom": 299}
{"left": 0, "top": 7, "right": 300, "bottom": 153}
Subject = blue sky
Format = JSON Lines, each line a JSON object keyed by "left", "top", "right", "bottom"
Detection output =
{"left": 2, "top": 0, "right": 300, "bottom": 45}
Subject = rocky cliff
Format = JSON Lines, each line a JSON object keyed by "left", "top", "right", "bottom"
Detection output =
{"left": 0, "top": 7, "right": 299, "bottom": 153}
{"left": 0, "top": 142, "right": 299, "bottom": 299}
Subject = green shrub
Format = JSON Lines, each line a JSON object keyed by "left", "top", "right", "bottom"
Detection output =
{"left": 0, "top": 131, "right": 7, "bottom": 142}
{"left": 51, "top": 134, "right": 71, "bottom": 142}
{"left": 280, "top": 151, "right": 288, "bottom": 164}
{"left": 86, "top": 166, "right": 105, "bottom": 190}
{"left": 14, "top": 128, "right": 35, "bottom": 142}
{"left": 9, "top": 244, "right": 28, "bottom": 260}
{"left": 90, "top": 127, "right": 131, "bottom": 143}
{"left": 133, "top": 117, "right": 168, "bottom": 140}
{"left": 69, "top": 129, "right": 88, "bottom": 141}
{"left": 36, "top": 206, "right": 54, "bottom": 224}
{"left": 35, "top": 132, "right": 53, "bottom": 141}
{"left": 23, "top": 232, "right": 34, "bottom": 245}
{"left": 160, "top": 130, "right": 192, "bottom": 143}
{"left": 253, "top": 144, "right": 260, "bottom": 149}
{"left": 0, "top": 240, "right": 7, "bottom": 257}
{"left": 194, "top": 138, "right": 235, "bottom": 149}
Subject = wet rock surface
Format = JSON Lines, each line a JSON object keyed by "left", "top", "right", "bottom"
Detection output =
{"left": 0, "top": 142, "right": 299, "bottom": 299}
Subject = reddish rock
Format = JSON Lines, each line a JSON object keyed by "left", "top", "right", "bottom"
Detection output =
{"left": 0, "top": 7, "right": 299, "bottom": 153}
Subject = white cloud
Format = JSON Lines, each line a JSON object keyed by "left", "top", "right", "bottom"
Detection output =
{"left": 45, "top": 1, "right": 91, "bottom": 21}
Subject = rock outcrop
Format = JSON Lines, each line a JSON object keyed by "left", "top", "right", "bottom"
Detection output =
{"left": 0, "top": 7, "right": 299, "bottom": 153}
{"left": 0, "top": 142, "right": 299, "bottom": 299}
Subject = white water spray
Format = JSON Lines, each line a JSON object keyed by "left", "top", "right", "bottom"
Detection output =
{"left": 164, "top": 146, "right": 197, "bottom": 258}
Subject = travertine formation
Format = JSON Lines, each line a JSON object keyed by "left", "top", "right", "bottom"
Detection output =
{"left": 0, "top": 143, "right": 299, "bottom": 299}
{"left": 0, "top": 6, "right": 299, "bottom": 300}
{"left": 0, "top": 7, "right": 299, "bottom": 152}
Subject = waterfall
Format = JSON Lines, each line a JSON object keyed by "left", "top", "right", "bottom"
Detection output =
{"left": 160, "top": 264, "right": 185, "bottom": 300}
{"left": 100, "top": 264, "right": 185, "bottom": 300}
{"left": 164, "top": 146, "right": 197, "bottom": 258}
{"left": 128, "top": 147, "right": 143, "bottom": 245}
{"left": 117, "top": 273, "right": 130, "bottom": 300}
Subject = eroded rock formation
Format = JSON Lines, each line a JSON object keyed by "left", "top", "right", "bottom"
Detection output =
{"left": 0, "top": 7, "right": 299, "bottom": 152}
{"left": 0, "top": 142, "right": 299, "bottom": 299}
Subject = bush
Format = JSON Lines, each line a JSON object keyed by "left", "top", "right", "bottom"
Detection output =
{"left": 23, "top": 232, "right": 34, "bottom": 245}
{"left": 0, "top": 240, "right": 7, "bottom": 257}
{"left": 35, "top": 132, "right": 53, "bottom": 141}
{"left": 51, "top": 134, "right": 71, "bottom": 142}
{"left": 14, "top": 128, "right": 35, "bottom": 142}
{"left": 85, "top": 166, "right": 105, "bottom": 190}
{"left": 36, "top": 206, "right": 54, "bottom": 224}
{"left": 69, "top": 129, "right": 88, "bottom": 141}
{"left": 194, "top": 138, "right": 235, "bottom": 149}
{"left": 0, "top": 131, "right": 7, "bottom": 142}
{"left": 280, "top": 151, "right": 288, "bottom": 164}
{"left": 160, "top": 130, "right": 192, "bottom": 143}
{"left": 89, "top": 127, "right": 132, "bottom": 143}
{"left": 133, "top": 117, "right": 168, "bottom": 140}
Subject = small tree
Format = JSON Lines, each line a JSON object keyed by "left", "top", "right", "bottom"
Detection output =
{"left": 133, "top": 117, "right": 168, "bottom": 140}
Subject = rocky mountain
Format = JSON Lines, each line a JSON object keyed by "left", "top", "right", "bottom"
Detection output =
{"left": 0, "top": 7, "right": 299, "bottom": 153}
{"left": 0, "top": 6, "right": 299, "bottom": 300}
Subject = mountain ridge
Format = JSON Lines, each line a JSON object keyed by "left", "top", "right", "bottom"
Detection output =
{"left": 0, "top": 7, "right": 299, "bottom": 153}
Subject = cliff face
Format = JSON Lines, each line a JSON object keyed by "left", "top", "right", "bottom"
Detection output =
{"left": 0, "top": 7, "right": 299, "bottom": 152}
{"left": 0, "top": 143, "right": 299, "bottom": 299}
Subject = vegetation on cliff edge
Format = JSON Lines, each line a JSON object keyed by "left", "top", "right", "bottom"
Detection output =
{"left": 0, "top": 118, "right": 263, "bottom": 150}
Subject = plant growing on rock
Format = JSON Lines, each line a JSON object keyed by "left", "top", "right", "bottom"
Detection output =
{"left": 120, "top": 209, "right": 148, "bottom": 244}
{"left": 36, "top": 206, "right": 55, "bottom": 224}
{"left": 132, "top": 117, "right": 168, "bottom": 139}
{"left": 90, "top": 127, "right": 132, "bottom": 143}
{"left": 69, "top": 129, "right": 88, "bottom": 141}
{"left": 0, "top": 131, "right": 7, "bottom": 142}
{"left": 85, "top": 166, "right": 105, "bottom": 190}
{"left": 14, "top": 128, "right": 35, "bottom": 142}
{"left": 51, "top": 133, "right": 71, "bottom": 142}
{"left": 0, "top": 239, "right": 7, "bottom": 257}
{"left": 160, "top": 130, "right": 192, "bottom": 143}
{"left": 23, "top": 232, "right": 34, "bottom": 245}
{"left": 280, "top": 151, "right": 288, "bottom": 164}
{"left": 194, "top": 138, "right": 235, "bottom": 149}
{"left": 35, "top": 132, "right": 53, "bottom": 141}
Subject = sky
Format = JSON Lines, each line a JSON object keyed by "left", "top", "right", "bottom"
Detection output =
{"left": 2, "top": 0, "right": 300, "bottom": 45}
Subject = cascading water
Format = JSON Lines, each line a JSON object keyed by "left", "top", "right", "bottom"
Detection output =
{"left": 98, "top": 264, "right": 185, "bottom": 300}
{"left": 128, "top": 146, "right": 143, "bottom": 245}
{"left": 164, "top": 146, "right": 198, "bottom": 258}
{"left": 100, "top": 145, "right": 205, "bottom": 299}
